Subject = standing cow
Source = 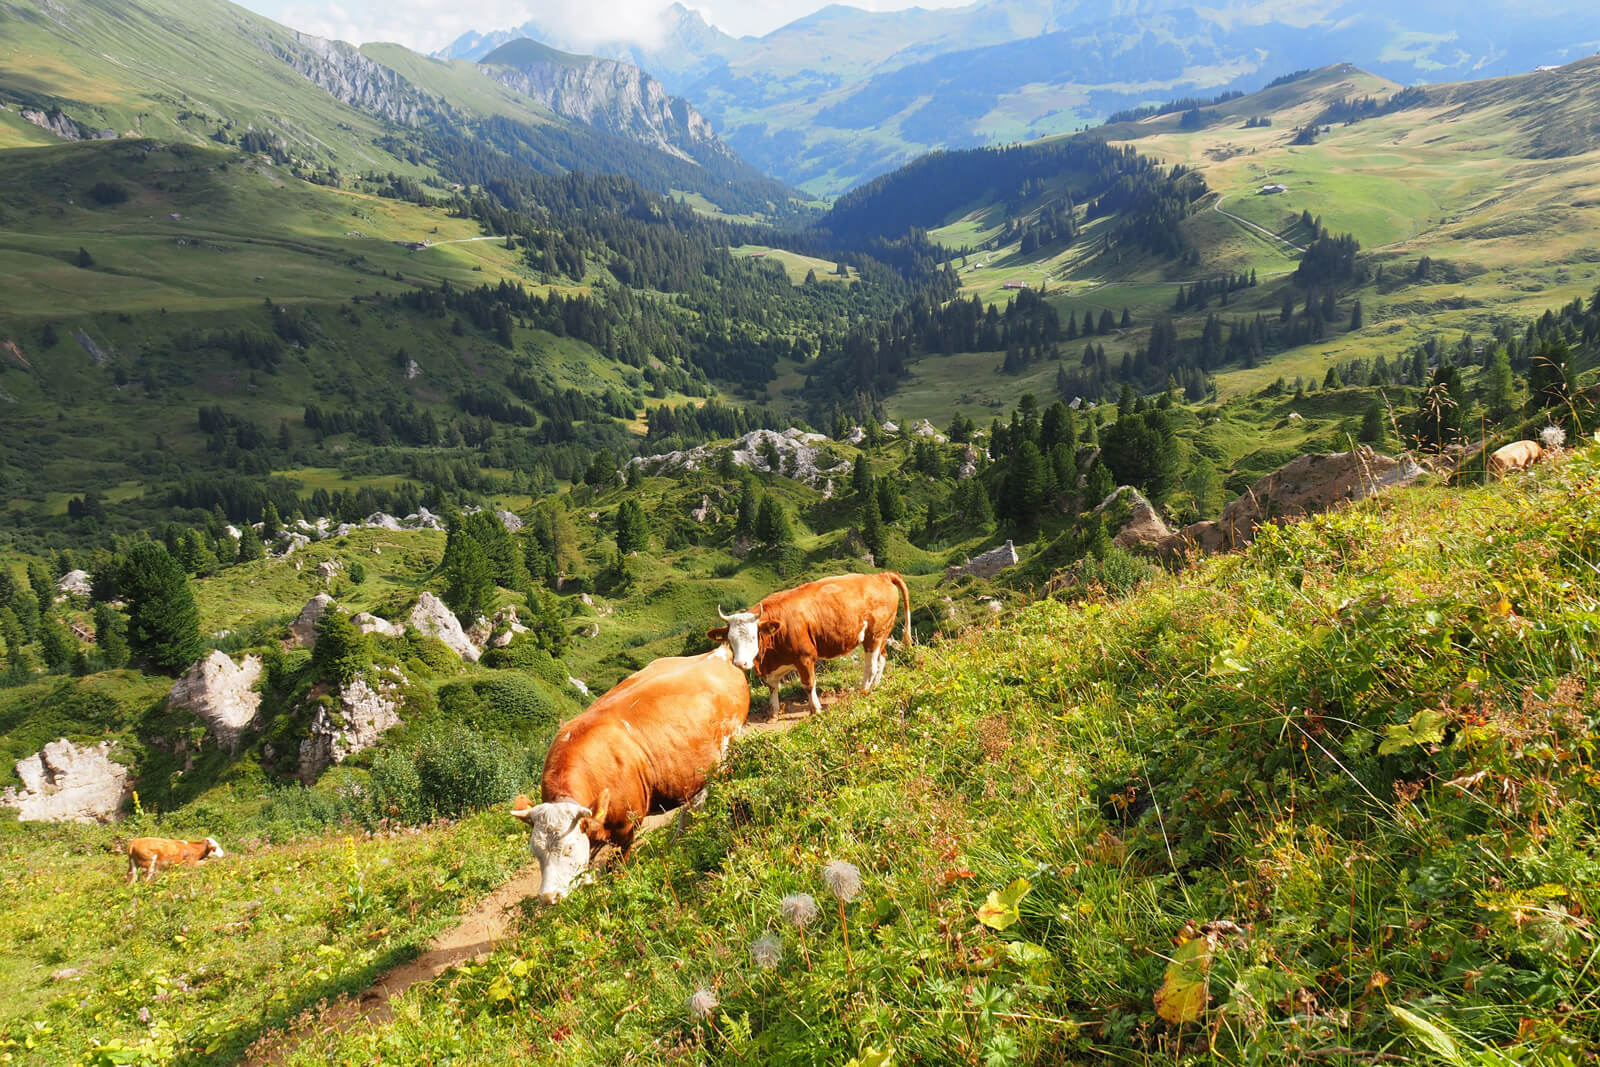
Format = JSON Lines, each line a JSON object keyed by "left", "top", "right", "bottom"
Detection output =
{"left": 709, "top": 571, "right": 912, "bottom": 717}
{"left": 511, "top": 646, "right": 750, "bottom": 903}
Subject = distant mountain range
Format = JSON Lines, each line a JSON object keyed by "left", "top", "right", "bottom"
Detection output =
{"left": 439, "top": 0, "right": 1600, "bottom": 196}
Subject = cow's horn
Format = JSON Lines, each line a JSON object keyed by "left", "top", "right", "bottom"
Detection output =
{"left": 717, "top": 604, "right": 730, "bottom": 621}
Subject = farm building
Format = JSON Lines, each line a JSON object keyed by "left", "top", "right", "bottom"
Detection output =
{"left": 1002, "top": 281, "right": 1028, "bottom": 290}
{"left": 1258, "top": 183, "right": 1288, "bottom": 195}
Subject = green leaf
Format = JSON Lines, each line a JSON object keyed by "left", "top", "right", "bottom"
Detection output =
{"left": 1006, "top": 941, "right": 1053, "bottom": 970}
{"left": 1390, "top": 1005, "right": 1461, "bottom": 1060}
{"left": 844, "top": 1046, "right": 896, "bottom": 1067}
{"left": 977, "top": 878, "right": 1032, "bottom": 931}
{"left": 1379, "top": 708, "right": 1449, "bottom": 755}
{"left": 1154, "top": 931, "right": 1217, "bottom": 1024}
{"left": 486, "top": 974, "right": 514, "bottom": 1003}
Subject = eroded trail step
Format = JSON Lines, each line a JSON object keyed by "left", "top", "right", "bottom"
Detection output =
{"left": 242, "top": 694, "right": 832, "bottom": 1065}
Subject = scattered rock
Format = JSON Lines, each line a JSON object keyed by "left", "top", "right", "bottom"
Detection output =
{"left": 407, "top": 592, "right": 479, "bottom": 661}
{"left": 465, "top": 614, "right": 494, "bottom": 649}
{"left": 364, "top": 512, "right": 403, "bottom": 531}
{"left": 167, "top": 651, "right": 264, "bottom": 751}
{"left": 957, "top": 446, "right": 979, "bottom": 481}
{"left": 288, "top": 594, "right": 335, "bottom": 649}
{"left": 298, "top": 673, "right": 405, "bottom": 779}
{"left": 316, "top": 558, "right": 344, "bottom": 581}
{"left": 842, "top": 426, "right": 866, "bottom": 445}
{"left": 567, "top": 676, "right": 590, "bottom": 697}
{"left": 628, "top": 428, "right": 848, "bottom": 488}
{"left": 881, "top": 420, "right": 900, "bottom": 434}
{"left": 947, "top": 539, "right": 1018, "bottom": 581}
{"left": 691, "top": 495, "right": 713, "bottom": 523}
{"left": 495, "top": 509, "right": 524, "bottom": 533}
{"left": 910, "top": 419, "right": 947, "bottom": 443}
{"left": 487, "top": 606, "right": 528, "bottom": 648}
{"left": 1, "top": 739, "right": 131, "bottom": 823}
{"left": 405, "top": 359, "right": 421, "bottom": 380}
{"left": 50, "top": 968, "right": 84, "bottom": 982}
{"left": 55, "top": 569, "right": 92, "bottom": 598}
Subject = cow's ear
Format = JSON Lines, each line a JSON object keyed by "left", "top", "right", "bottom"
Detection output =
{"left": 578, "top": 816, "right": 606, "bottom": 841}
{"left": 759, "top": 619, "right": 781, "bottom": 636}
{"left": 706, "top": 626, "right": 728, "bottom": 642}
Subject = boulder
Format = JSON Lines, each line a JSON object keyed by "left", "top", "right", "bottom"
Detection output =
{"left": 1160, "top": 447, "right": 1421, "bottom": 556}
{"left": 168, "top": 651, "right": 263, "bottom": 750}
{"left": 316, "top": 558, "right": 343, "bottom": 581}
{"left": 626, "top": 428, "right": 848, "bottom": 489}
{"left": 55, "top": 569, "right": 92, "bottom": 598}
{"left": 495, "top": 509, "right": 524, "bottom": 533}
{"left": 465, "top": 614, "right": 494, "bottom": 649}
{"left": 691, "top": 495, "right": 713, "bottom": 523}
{"left": 488, "top": 606, "right": 528, "bottom": 648}
{"left": 910, "top": 419, "right": 947, "bottom": 442}
{"left": 957, "top": 446, "right": 979, "bottom": 481}
{"left": 1095, "top": 487, "right": 1175, "bottom": 552}
{"left": 1, "top": 739, "right": 130, "bottom": 823}
{"left": 298, "top": 674, "right": 405, "bottom": 779}
{"left": 407, "top": 592, "right": 479, "bottom": 661}
{"left": 946, "top": 539, "right": 1019, "bottom": 581}
{"left": 289, "top": 594, "right": 335, "bottom": 649}
{"left": 352, "top": 612, "right": 404, "bottom": 638}
{"left": 567, "top": 676, "right": 590, "bottom": 697}
{"left": 364, "top": 511, "right": 404, "bottom": 531}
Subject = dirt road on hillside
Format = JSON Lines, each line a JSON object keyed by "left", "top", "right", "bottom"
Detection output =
{"left": 242, "top": 695, "right": 827, "bottom": 1065}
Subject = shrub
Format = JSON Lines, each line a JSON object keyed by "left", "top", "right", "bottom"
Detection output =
{"left": 404, "top": 632, "right": 461, "bottom": 676}
{"left": 312, "top": 607, "right": 371, "bottom": 685}
{"left": 365, "top": 727, "right": 521, "bottom": 825}
{"left": 435, "top": 675, "right": 564, "bottom": 734}
{"left": 481, "top": 637, "right": 568, "bottom": 685}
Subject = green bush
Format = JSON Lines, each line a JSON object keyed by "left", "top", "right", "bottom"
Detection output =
{"left": 404, "top": 632, "right": 461, "bottom": 677}
{"left": 364, "top": 727, "right": 521, "bottom": 826}
{"left": 481, "top": 637, "right": 568, "bottom": 686}
{"left": 435, "top": 675, "right": 565, "bottom": 735}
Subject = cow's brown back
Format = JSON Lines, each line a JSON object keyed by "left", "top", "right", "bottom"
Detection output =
{"left": 757, "top": 572, "right": 905, "bottom": 664}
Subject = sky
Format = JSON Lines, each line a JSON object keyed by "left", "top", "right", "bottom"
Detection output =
{"left": 239, "top": 0, "right": 976, "bottom": 53}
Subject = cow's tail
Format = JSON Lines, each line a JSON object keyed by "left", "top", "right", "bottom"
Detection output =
{"left": 888, "top": 571, "right": 913, "bottom": 647}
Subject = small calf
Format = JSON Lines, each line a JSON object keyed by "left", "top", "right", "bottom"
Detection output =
{"left": 125, "top": 836, "right": 224, "bottom": 884}
{"left": 1488, "top": 440, "right": 1544, "bottom": 478}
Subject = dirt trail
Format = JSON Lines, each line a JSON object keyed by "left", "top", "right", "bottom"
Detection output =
{"left": 242, "top": 695, "right": 826, "bottom": 1065}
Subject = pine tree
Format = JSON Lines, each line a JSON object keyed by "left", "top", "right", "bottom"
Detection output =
{"left": 236, "top": 523, "right": 265, "bottom": 562}
{"left": 1185, "top": 458, "right": 1223, "bottom": 520}
{"left": 962, "top": 478, "right": 995, "bottom": 529}
{"left": 1527, "top": 337, "right": 1574, "bottom": 414}
{"left": 851, "top": 455, "right": 874, "bottom": 497}
{"left": 614, "top": 499, "right": 650, "bottom": 555}
{"left": 116, "top": 542, "right": 203, "bottom": 673}
{"left": 92, "top": 603, "right": 129, "bottom": 670}
{"left": 1359, "top": 398, "right": 1388, "bottom": 444}
{"left": 1006, "top": 440, "right": 1053, "bottom": 526}
{"left": 75, "top": 246, "right": 94, "bottom": 268}
{"left": 312, "top": 607, "right": 371, "bottom": 686}
{"left": 261, "top": 501, "right": 282, "bottom": 541}
{"left": 876, "top": 477, "right": 905, "bottom": 524}
{"left": 859, "top": 494, "right": 888, "bottom": 566}
{"left": 1349, "top": 300, "right": 1363, "bottom": 330}
{"left": 1084, "top": 461, "right": 1116, "bottom": 509}
{"left": 440, "top": 526, "right": 496, "bottom": 620}
{"left": 1483, "top": 346, "right": 1515, "bottom": 422}
{"left": 38, "top": 617, "right": 76, "bottom": 673}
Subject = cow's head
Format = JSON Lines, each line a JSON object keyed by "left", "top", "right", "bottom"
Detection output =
{"left": 711, "top": 605, "right": 772, "bottom": 671}
{"left": 203, "top": 837, "right": 225, "bottom": 859}
{"left": 511, "top": 794, "right": 599, "bottom": 904}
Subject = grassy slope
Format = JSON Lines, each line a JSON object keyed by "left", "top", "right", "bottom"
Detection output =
{"left": 267, "top": 443, "right": 1600, "bottom": 1066}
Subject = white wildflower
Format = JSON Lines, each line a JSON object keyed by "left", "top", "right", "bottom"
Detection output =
{"left": 687, "top": 988, "right": 719, "bottom": 1021}
{"left": 822, "top": 860, "right": 863, "bottom": 903}
{"left": 780, "top": 892, "right": 819, "bottom": 928}
{"left": 1540, "top": 425, "right": 1567, "bottom": 450}
{"left": 751, "top": 932, "right": 783, "bottom": 969}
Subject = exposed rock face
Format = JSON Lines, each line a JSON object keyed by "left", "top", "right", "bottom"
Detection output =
{"left": 56, "top": 569, "right": 92, "bottom": 598}
{"left": 405, "top": 359, "right": 421, "bottom": 380}
{"left": 487, "top": 606, "right": 528, "bottom": 648}
{"left": 21, "top": 108, "right": 82, "bottom": 140}
{"left": 289, "top": 594, "right": 335, "bottom": 649}
{"left": 910, "top": 419, "right": 948, "bottom": 443}
{"left": 479, "top": 40, "right": 731, "bottom": 166}
{"left": 691, "top": 495, "right": 713, "bottom": 523}
{"left": 1, "top": 739, "right": 130, "bottom": 823}
{"left": 168, "top": 651, "right": 264, "bottom": 751}
{"left": 298, "top": 674, "right": 405, "bottom": 779}
{"left": 316, "top": 558, "right": 344, "bottom": 581}
{"left": 957, "top": 446, "right": 979, "bottom": 481}
{"left": 567, "top": 676, "right": 591, "bottom": 697}
{"left": 495, "top": 509, "right": 524, "bottom": 533}
{"left": 1164, "top": 447, "right": 1421, "bottom": 555}
{"left": 1096, "top": 487, "right": 1175, "bottom": 552}
{"left": 266, "top": 31, "right": 448, "bottom": 127}
{"left": 629, "top": 428, "right": 849, "bottom": 489}
{"left": 947, "top": 539, "right": 1018, "bottom": 581}
{"left": 352, "top": 612, "right": 405, "bottom": 638}
{"left": 408, "top": 592, "right": 480, "bottom": 661}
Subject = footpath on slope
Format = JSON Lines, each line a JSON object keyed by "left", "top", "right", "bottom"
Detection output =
{"left": 243, "top": 693, "right": 830, "bottom": 1065}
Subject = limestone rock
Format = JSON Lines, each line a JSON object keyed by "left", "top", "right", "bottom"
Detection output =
{"left": 364, "top": 512, "right": 403, "bottom": 530}
{"left": 168, "top": 651, "right": 263, "bottom": 751}
{"left": 488, "top": 606, "right": 528, "bottom": 648}
{"left": 629, "top": 428, "right": 848, "bottom": 488}
{"left": 352, "top": 612, "right": 404, "bottom": 638}
{"left": 568, "top": 676, "right": 590, "bottom": 697}
{"left": 946, "top": 539, "right": 1018, "bottom": 581}
{"left": 691, "top": 495, "right": 713, "bottom": 523}
{"left": 298, "top": 673, "right": 405, "bottom": 779}
{"left": 289, "top": 594, "right": 335, "bottom": 649}
{"left": 1160, "top": 447, "right": 1420, "bottom": 556}
{"left": 316, "top": 558, "right": 344, "bottom": 581}
{"left": 495, "top": 509, "right": 524, "bottom": 533}
{"left": 56, "top": 569, "right": 92, "bottom": 598}
{"left": 957, "top": 446, "right": 979, "bottom": 481}
{"left": 1095, "top": 487, "right": 1175, "bottom": 552}
{"left": 407, "top": 592, "right": 479, "bottom": 661}
{"left": 465, "top": 614, "right": 494, "bottom": 649}
{"left": 910, "top": 419, "right": 947, "bottom": 443}
{"left": 1, "top": 739, "right": 130, "bottom": 823}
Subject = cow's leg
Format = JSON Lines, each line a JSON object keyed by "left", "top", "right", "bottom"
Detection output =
{"left": 764, "top": 673, "right": 782, "bottom": 717}
{"left": 145, "top": 861, "right": 159, "bottom": 883}
{"left": 860, "top": 642, "right": 874, "bottom": 691}
{"left": 798, "top": 660, "right": 821, "bottom": 715}
{"left": 869, "top": 638, "right": 889, "bottom": 689}
{"left": 126, "top": 860, "right": 138, "bottom": 886}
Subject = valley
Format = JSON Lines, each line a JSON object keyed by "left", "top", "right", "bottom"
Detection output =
{"left": 0, "top": 0, "right": 1598, "bottom": 1062}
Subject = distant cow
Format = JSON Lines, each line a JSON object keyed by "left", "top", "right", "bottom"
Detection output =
{"left": 1489, "top": 440, "right": 1544, "bottom": 478}
{"left": 709, "top": 571, "right": 912, "bottom": 716}
{"left": 511, "top": 646, "right": 750, "bottom": 903}
{"left": 126, "top": 836, "right": 224, "bottom": 884}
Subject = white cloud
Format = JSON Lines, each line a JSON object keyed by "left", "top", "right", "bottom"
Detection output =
{"left": 243, "top": 0, "right": 974, "bottom": 53}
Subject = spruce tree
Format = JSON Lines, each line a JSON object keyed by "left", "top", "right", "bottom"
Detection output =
{"left": 262, "top": 501, "right": 282, "bottom": 541}
{"left": 92, "top": 603, "right": 129, "bottom": 670}
{"left": 1483, "top": 346, "right": 1515, "bottom": 422}
{"left": 313, "top": 607, "right": 371, "bottom": 686}
{"left": 1359, "top": 398, "right": 1388, "bottom": 444}
{"left": 440, "top": 526, "right": 496, "bottom": 620}
{"left": 236, "top": 523, "right": 264, "bottom": 563}
{"left": 859, "top": 494, "right": 888, "bottom": 566}
{"left": 116, "top": 542, "right": 203, "bottom": 673}
{"left": 1349, "top": 300, "right": 1363, "bottom": 330}
{"left": 735, "top": 479, "right": 759, "bottom": 539}
{"left": 1527, "top": 337, "right": 1573, "bottom": 415}
{"left": 876, "top": 477, "right": 906, "bottom": 524}
{"left": 614, "top": 499, "right": 650, "bottom": 555}
{"left": 851, "top": 455, "right": 874, "bottom": 497}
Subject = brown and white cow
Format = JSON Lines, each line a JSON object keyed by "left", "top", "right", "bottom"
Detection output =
{"left": 1488, "top": 440, "right": 1544, "bottom": 478}
{"left": 511, "top": 645, "right": 750, "bottom": 903}
{"left": 708, "top": 571, "right": 912, "bottom": 717}
{"left": 126, "top": 836, "right": 224, "bottom": 884}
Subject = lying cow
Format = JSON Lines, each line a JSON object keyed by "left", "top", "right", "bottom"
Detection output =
{"left": 1488, "top": 440, "right": 1544, "bottom": 478}
{"left": 126, "top": 836, "right": 224, "bottom": 884}
{"left": 709, "top": 571, "right": 912, "bottom": 716}
{"left": 511, "top": 645, "right": 750, "bottom": 903}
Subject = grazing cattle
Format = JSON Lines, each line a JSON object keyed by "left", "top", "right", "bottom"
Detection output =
{"left": 126, "top": 836, "right": 224, "bottom": 884}
{"left": 511, "top": 646, "right": 750, "bottom": 903}
{"left": 708, "top": 571, "right": 912, "bottom": 716}
{"left": 1488, "top": 440, "right": 1544, "bottom": 478}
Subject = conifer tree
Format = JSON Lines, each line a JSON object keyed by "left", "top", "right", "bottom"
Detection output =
{"left": 1483, "top": 346, "right": 1515, "bottom": 422}
{"left": 1359, "top": 398, "right": 1388, "bottom": 445}
{"left": 313, "top": 606, "right": 371, "bottom": 686}
{"left": 92, "top": 602, "right": 129, "bottom": 670}
{"left": 859, "top": 494, "right": 888, "bottom": 566}
{"left": 236, "top": 523, "right": 265, "bottom": 562}
{"left": 614, "top": 499, "right": 650, "bottom": 555}
{"left": 441, "top": 526, "right": 496, "bottom": 620}
{"left": 735, "top": 478, "right": 760, "bottom": 539}
{"left": 1527, "top": 337, "right": 1574, "bottom": 415}
{"left": 116, "top": 542, "right": 203, "bottom": 673}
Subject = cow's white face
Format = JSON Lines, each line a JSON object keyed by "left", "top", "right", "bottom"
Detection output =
{"left": 720, "top": 610, "right": 761, "bottom": 670}
{"left": 514, "top": 800, "right": 593, "bottom": 903}
{"left": 203, "top": 837, "right": 224, "bottom": 859}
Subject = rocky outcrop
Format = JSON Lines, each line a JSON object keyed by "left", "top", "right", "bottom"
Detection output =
{"left": 289, "top": 594, "right": 335, "bottom": 649}
{"left": 947, "top": 540, "right": 1018, "bottom": 581}
{"left": 167, "top": 651, "right": 263, "bottom": 751}
{"left": 1163, "top": 447, "right": 1422, "bottom": 556}
{"left": 479, "top": 39, "right": 732, "bottom": 166}
{"left": 629, "top": 428, "right": 849, "bottom": 489}
{"left": 56, "top": 569, "right": 92, "bottom": 598}
{"left": 495, "top": 509, "right": 524, "bottom": 533}
{"left": 910, "top": 419, "right": 948, "bottom": 442}
{"left": 957, "top": 446, "right": 979, "bottom": 481}
{"left": 265, "top": 31, "right": 450, "bottom": 127}
{"left": 1, "top": 739, "right": 130, "bottom": 823}
{"left": 298, "top": 674, "right": 405, "bottom": 779}
{"left": 20, "top": 108, "right": 82, "bottom": 140}
{"left": 408, "top": 592, "right": 480, "bottom": 661}
{"left": 352, "top": 612, "right": 405, "bottom": 638}
{"left": 487, "top": 606, "right": 528, "bottom": 649}
{"left": 316, "top": 558, "right": 343, "bottom": 581}
{"left": 691, "top": 495, "right": 714, "bottom": 523}
{"left": 1096, "top": 487, "right": 1175, "bottom": 552}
